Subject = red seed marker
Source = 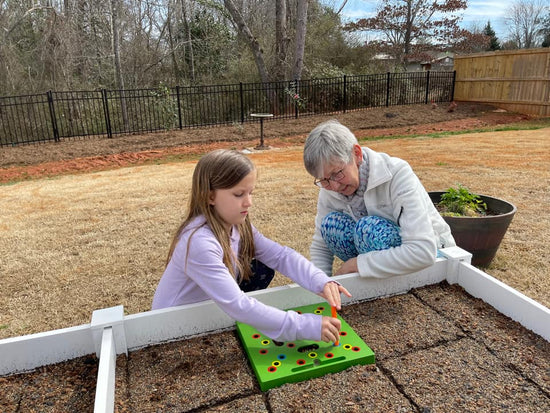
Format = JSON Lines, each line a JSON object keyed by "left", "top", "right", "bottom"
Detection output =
{"left": 331, "top": 306, "right": 340, "bottom": 346}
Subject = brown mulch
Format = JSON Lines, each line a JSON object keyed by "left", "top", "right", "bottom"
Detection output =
{"left": 0, "top": 102, "right": 531, "bottom": 184}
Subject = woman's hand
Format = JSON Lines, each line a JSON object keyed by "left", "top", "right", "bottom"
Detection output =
{"left": 318, "top": 281, "right": 352, "bottom": 310}
{"left": 320, "top": 315, "right": 341, "bottom": 343}
{"left": 334, "top": 257, "right": 358, "bottom": 276}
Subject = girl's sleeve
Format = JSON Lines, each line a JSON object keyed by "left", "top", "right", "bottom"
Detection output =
{"left": 185, "top": 234, "right": 323, "bottom": 342}
{"left": 252, "top": 226, "right": 334, "bottom": 292}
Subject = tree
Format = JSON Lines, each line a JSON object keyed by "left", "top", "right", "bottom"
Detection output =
{"left": 450, "top": 28, "right": 490, "bottom": 54}
{"left": 178, "top": 0, "right": 195, "bottom": 83}
{"left": 505, "top": 0, "right": 547, "bottom": 49}
{"left": 483, "top": 21, "right": 501, "bottom": 51}
{"left": 223, "top": 0, "right": 271, "bottom": 83}
{"left": 181, "top": 6, "right": 234, "bottom": 84}
{"left": 223, "top": 0, "right": 311, "bottom": 82}
{"left": 291, "top": 0, "right": 308, "bottom": 80}
{"left": 345, "top": 0, "right": 467, "bottom": 67}
{"left": 274, "top": 0, "right": 289, "bottom": 81}
{"left": 0, "top": 0, "right": 374, "bottom": 94}
{"left": 110, "top": 0, "right": 129, "bottom": 129}
{"left": 109, "top": 0, "right": 124, "bottom": 91}
{"left": 539, "top": 11, "right": 550, "bottom": 47}
{"left": 0, "top": 2, "right": 65, "bottom": 92}
{"left": 304, "top": 2, "right": 366, "bottom": 76}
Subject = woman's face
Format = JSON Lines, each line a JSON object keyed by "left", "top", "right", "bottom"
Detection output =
{"left": 317, "top": 144, "right": 363, "bottom": 196}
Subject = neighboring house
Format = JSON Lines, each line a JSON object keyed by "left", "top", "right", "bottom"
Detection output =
{"left": 407, "top": 51, "right": 455, "bottom": 72}
{"left": 372, "top": 51, "right": 454, "bottom": 72}
{"left": 371, "top": 53, "right": 399, "bottom": 72}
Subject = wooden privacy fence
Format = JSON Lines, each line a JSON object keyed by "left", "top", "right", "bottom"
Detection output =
{"left": 453, "top": 48, "right": 550, "bottom": 117}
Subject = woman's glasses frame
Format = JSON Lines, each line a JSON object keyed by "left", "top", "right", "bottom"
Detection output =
{"left": 314, "top": 168, "right": 345, "bottom": 188}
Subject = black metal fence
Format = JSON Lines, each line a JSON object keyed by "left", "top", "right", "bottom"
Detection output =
{"left": 0, "top": 71, "right": 455, "bottom": 147}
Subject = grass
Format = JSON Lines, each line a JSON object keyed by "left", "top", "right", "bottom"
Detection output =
{"left": 0, "top": 119, "right": 548, "bottom": 341}
{"left": 359, "top": 117, "right": 550, "bottom": 142}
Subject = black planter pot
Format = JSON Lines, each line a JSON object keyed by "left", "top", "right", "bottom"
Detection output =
{"left": 429, "top": 192, "right": 517, "bottom": 267}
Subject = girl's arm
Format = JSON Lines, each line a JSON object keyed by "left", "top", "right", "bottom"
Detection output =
{"left": 183, "top": 232, "right": 327, "bottom": 342}
{"left": 252, "top": 226, "right": 351, "bottom": 309}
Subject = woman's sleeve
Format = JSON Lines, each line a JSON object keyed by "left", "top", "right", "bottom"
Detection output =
{"left": 357, "top": 166, "right": 437, "bottom": 278}
{"left": 309, "top": 191, "right": 338, "bottom": 276}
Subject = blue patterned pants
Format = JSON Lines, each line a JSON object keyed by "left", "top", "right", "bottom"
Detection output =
{"left": 320, "top": 212, "right": 402, "bottom": 262}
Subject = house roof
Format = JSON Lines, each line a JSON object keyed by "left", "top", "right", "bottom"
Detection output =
{"left": 2, "top": 281, "right": 549, "bottom": 412}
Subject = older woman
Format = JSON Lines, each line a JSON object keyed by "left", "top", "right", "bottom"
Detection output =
{"left": 303, "top": 120, "right": 455, "bottom": 278}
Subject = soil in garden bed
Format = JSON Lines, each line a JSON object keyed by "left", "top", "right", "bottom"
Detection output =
{"left": 2, "top": 283, "right": 549, "bottom": 412}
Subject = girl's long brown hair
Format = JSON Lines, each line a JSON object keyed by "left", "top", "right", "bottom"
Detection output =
{"left": 166, "top": 149, "right": 255, "bottom": 282}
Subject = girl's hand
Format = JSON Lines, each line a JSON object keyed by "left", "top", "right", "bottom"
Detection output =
{"left": 319, "top": 281, "right": 352, "bottom": 310}
{"left": 321, "top": 315, "right": 341, "bottom": 343}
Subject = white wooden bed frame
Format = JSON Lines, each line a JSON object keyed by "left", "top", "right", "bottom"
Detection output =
{"left": 2, "top": 246, "right": 549, "bottom": 413}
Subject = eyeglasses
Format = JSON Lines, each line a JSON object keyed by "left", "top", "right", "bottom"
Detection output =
{"left": 314, "top": 168, "right": 345, "bottom": 188}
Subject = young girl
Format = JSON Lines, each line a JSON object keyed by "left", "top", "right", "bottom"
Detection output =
{"left": 152, "top": 149, "right": 351, "bottom": 343}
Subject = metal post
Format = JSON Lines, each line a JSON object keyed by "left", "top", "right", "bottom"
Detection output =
{"left": 451, "top": 70, "right": 456, "bottom": 102}
{"left": 101, "top": 89, "right": 113, "bottom": 139}
{"left": 47, "top": 91, "right": 60, "bottom": 142}
{"left": 294, "top": 79, "right": 299, "bottom": 119}
{"left": 176, "top": 86, "right": 182, "bottom": 130}
{"left": 425, "top": 71, "right": 431, "bottom": 104}
{"left": 240, "top": 82, "right": 244, "bottom": 124}
{"left": 343, "top": 74, "right": 347, "bottom": 113}
{"left": 259, "top": 118, "right": 265, "bottom": 147}
{"left": 386, "top": 72, "right": 391, "bottom": 107}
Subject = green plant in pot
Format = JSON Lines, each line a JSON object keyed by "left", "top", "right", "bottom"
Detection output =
{"left": 437, "top": 185, "right": 488, "bottom": 217}
{"left": 429, "top": 185, "right": 516, "bottom": 267}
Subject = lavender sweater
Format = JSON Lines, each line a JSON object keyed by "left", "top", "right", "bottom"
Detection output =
{"left": 152, "top": 216, "right": 333, "bottom": 342}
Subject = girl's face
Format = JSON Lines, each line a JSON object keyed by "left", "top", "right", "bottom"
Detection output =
{"left": 209, "top": 170, "right": 256, "bottom": 231}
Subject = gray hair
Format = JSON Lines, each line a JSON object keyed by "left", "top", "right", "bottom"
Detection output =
{"left": 303, "top": 120, "right": 358, "bottom": 177}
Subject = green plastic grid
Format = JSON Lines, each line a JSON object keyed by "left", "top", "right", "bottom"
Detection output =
{"left": 236, "top": 302, "right": 375, "bottom": 391}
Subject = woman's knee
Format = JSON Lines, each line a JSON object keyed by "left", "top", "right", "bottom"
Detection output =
{"left": 320, "top": 212, "right": 358, "bottom": 262}
{"left": 354, "top": 215, "right": 401, "bottom": 253}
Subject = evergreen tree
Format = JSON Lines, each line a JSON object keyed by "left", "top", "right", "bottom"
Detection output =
{"left": 484, "top": 21, "right": 501, "bottom": 50}
{"left": 541, "top": 13, "right": 550, "bottom": 47}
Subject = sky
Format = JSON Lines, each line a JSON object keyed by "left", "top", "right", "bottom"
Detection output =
{"left": 333, "top": 0, "right": 509, "bottom": 40}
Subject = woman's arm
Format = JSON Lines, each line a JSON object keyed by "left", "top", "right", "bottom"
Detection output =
{"left": 356, "top": 167, "right": 437, "bottom": 278}
{"left": 309, "top": 192, "right": 342, "bottom": 276}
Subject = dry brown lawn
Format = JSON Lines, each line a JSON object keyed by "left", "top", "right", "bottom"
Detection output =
{"left": 1, "top": 105, "right": 549, "bottom": 340}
